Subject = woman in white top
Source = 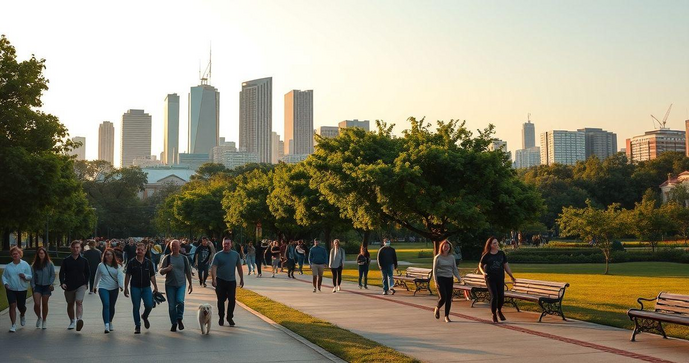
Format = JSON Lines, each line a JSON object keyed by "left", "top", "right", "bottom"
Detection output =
{"left": 93, "top": 249, "right": 124, "bottom": 333}
{"left": 2, "top": 246, "right": 32, "bottom": 332}
{"left": 328, "top": 239, "right": 346, "bottom": 293}
{"left": 432, "top": 240, "right": 461, "bottom": 323}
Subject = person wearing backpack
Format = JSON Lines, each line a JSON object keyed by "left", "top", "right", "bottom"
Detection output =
{"left": 159, "top": 239, "right": 193, "bottom": 332}
{"left": 356, "top": 245, "right": 371, "bottom": 289}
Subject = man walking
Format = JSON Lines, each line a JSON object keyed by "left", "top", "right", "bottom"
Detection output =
{"left": 211, "top": 238, "right": 244, "bottom": 327}
{"left": 124, "top": 243, "right": 158, "bottom": 334}
{"left": 59, "top": 241, "right": 90, "bottom": 331}
{"left": 193, "top": 237, "right": 213, "bottom": 287}
{"left": 308, "top": 239, "right": 328, "bottom": 293}
{"left": 160, "top": 240, "right": 193, "bottom": 332}
{"left": 84, "top": 240, "right": 102, "bottom": 295}
{"left": 377, "top": 238, "right": 398, "bottom": 295}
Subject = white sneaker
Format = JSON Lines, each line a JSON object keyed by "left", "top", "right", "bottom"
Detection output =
{"left": 20, "top": 315, "right": 26, "bottom": 326}
{"left": 42, "top": 320, "right": 47, "bottom": 329}
{"left": 9, "top": 325, "right": 16, "bottom": 333}
{"left": 68, "top": 320, "right": 76, "bottom": 330}
{"left": 104, "top": 323, "right": 110, "bottom": 333}
{"left": 337, "top": 286, "right": 341, "bottom": 292}
{"left": 109, "top": 322, "right": 114, "bottom": 331}
{"left": 332, "top": 287, "right": 337, "bottom": 293}
{"left": 36, "top": 318, "right": 42, "bottom": 328}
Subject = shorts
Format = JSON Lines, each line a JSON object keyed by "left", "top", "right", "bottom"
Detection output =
{"left": 311, "top": 264, "right": 325, "bottom": 276}
{"left": 33, "top": 284, "right": 53, "bottom": 296}
{"left": 64, "top": 284, "right": 87, "bottom": 304}
{"left": 6, "top": 289, "right": 27, "bottom": 308}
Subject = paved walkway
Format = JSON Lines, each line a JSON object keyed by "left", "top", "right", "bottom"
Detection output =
{"left": 243, "top": 269, "right": 689, "bottom": 363}
{"left": 0, "top": 273, "right": 334, "bottom": 363}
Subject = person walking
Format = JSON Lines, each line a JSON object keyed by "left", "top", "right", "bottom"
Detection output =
{"left": 479, "top": 236, "right": 516, "bottom": 323}
{"left": 433, "top": 240, "right": 462, "bottom": 323}
{"left": 255, "top": 240, "right": 266, "bottom": 277}
{"left": 193, "top": 237, "right": 213, "bottom": 287}
{"left": 286, "top": 241, "right": 297, "bottom": 279}
{"left": 356, "top": 245, "right": 370, "bottom": 289}
{"left": 84, "top": 240, "right": 102, "bottom": 295}
{"left": 93, "top": 249, "right": 124, "bottom": 333}
{"left": 211, "top": 238, "right": 244, "bottom": 327}
{"left": 269, "top": 241, "right": 281, "bottom": 278}
{"left": 160, "top": 240, "right": 193, "bottom": 332}
{"left": 60, "top": 240, "right": 90, "bottom": 331}
{"left": 328, "top": 239, "right": 345, "bottom": 292}
{"left": 377, "top": 238, "right": 398, "bottom": 295}
{"left": 308, "top": 239, "right": 328, "bottom": 293}
{"left": 245, "top": 242, "right": 256, "bottom": 275}
{"left": 124, "top": 243, "right": 158, "bottom": 334}
{"left": 3, "top": 247, "right": 32, "bottom": 332}
{"left": 279, "top": 240, "right": 287, "bottom": 272}
{"left": 296, "top": 241, "right": 306, "bottom": 275}
{"left": 122, "top": 238, "right": 136, "bottom": 266}
{"left": 31, "top": 247, "right": 55, "bottom": 329}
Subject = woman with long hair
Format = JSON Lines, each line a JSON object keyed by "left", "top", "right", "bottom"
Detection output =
{"left": 2, "top": 246, "right": 32, "bottom": 332}
{"left": 270, "top": 241, "right": 281, "bottom": 277}
{"left": 93, "top": 248, "right": 124, "bottom": 333}
{"left": 328, "top": 239, "right": 345, "bottom": 293}
{"left": 356, "top": 245, "right": 370, "bottom": 289}
{"left": 478, "top": 236, "right": 516, "bottom": 323}
{"left": 31, "top": 247, "right": 55, "bottom": 329}
{"left": 432, "top": 240, "right": 461, "bottom": 322}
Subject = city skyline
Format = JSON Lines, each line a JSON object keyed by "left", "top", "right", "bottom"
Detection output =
{"left": 3, "top": 1, "right": 688, "bottom": 166}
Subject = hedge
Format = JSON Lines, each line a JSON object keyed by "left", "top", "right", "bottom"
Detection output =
{"left": 505, "top": 248, "right": 689, "bottom": 264}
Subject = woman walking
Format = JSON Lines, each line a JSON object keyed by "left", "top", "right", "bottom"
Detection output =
{"left": 286, "top": 241, "right": 297, "bottom": 279}
{"left": 2, "top": 247, "right": 32, "bottom": 332}
{"left": 479, "top": 236, "right": 516, "bottom": 323}
{"left": 245, "top": 242, "right": 256, "bottom": 275}
{"left": 269, "top": 241, "right": 281, "bottom": 278}
{"left": 433, "top": 240, "right": 461, "bottom": 322}
{"left": 256, "top": 240, "right": 266, "bottom": 277}
{"left": 329, "top": 239, "right": 345, "bottom": 293}
{"left": 356, "top": 245, "right": 370, "bottom": 289}
{"left": 31, "top": 247, "right": 55, "bottom": 329}
{"left": 93, "top": 249, "right": 124, "bottom": 333}
{"left": 296, "top": 241, "right": 306, "bottom": 275}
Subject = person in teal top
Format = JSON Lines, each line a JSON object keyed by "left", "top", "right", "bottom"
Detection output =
{"left": 211, "top": 238, "right": 244, "bottom": 327}
{"left": 2, "top": 246, "right": 32, "bottom": 332}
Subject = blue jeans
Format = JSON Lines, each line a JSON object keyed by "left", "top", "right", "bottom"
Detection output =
{"left": 297, "top": 255, "right": 305, "bottom": 273}
{"left": 165, "top": 284, "right": 185, "bottom": 324}
{"left": 381, "top": 265, "right": 395, "bottom": 292}
{"left": 246, "top": 255, "right": 256, "bottom": 273}
{"left": 98, "top": 288, "right": 119, "bottom": 324}
{"left": 130, "top": 286, "right": 153, "bottom": 328}
{"left": 358, "top": 264, "right": 369, "bottom": 287}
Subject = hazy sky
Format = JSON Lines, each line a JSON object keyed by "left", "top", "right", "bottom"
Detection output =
{"left": 4, "top": 0, "right": 689, "bottom": 165}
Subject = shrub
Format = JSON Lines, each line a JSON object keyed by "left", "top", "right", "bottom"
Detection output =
{"left": 418, "top": 251, "right": 433, "bottom": 258}
{"left": 611, "top": 240, "right": 625, "bottom": 252}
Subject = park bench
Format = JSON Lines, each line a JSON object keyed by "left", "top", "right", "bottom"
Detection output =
{"left": 453, "top": 273, "right": 490, "bottom": 306}
{"left": 504, "top": 278, "right": 570, "bottom": 322}
{"left": 627, "top": 292, "right": 689, "bottom": 341}
{"left": 394, "top": 267, "right": 433, "bottom": 296}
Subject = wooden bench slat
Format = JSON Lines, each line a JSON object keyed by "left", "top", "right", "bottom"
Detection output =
{"left": 658, "top": 293, "right": 689, "bottom": 302}
{"left": 657, "top": 298, "right": 689, "bottom": 309}
{"left": 514, "top": 279, "right": 568, "bottom": 288}
{"left": 511, "top": 286, "right": 563, "bottom": 297}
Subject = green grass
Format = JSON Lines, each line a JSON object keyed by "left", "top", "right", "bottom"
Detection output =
{"left": 236, "top": 288, "right": 419, "bottom": 363}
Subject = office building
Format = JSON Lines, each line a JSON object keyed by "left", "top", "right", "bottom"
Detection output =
{"left": 222, "top": 151, "right": 259, "bottom": 170}
{"left": 522, "top": 120, "right": 535, "bottom": 149}
{"left": 178, "top": 153, "right": 210, "bottom": 171}
{"left": 189, "top": 84, "right": 219, "bottom": 155}
{"left": 316, "top": 126, "right": 339, "bottom": 139}
{"left": 625, "top": 129, "right": 686, "bottom": 162}
{"left": 284, "top": 90, "right": 314, "bottom": 156}
{"left": 98, "top": 121, "right": 115, "bottom": 164}
{"left": 163, "top": 93, "right": 180, "bottom": 165}
{"left": 489, "top": 139, "right": 507, "bottom": 152}
{"left": 271, "top": 132, "right": 285, "bottom": 164}
{"left": 239, "top": 77, "right": 272, "bottom": 163}
{"left": 540, "top": 130, "right": 585, "bottom": 166}
{"left": 578, "top": 128, "right": 617, "bottom": 160}
{"left": 514, "top": 147, "right": 541, "bottom": 169}
{"left": 132, "top": 155, "right": 162, "bottom": 168}
{"left": 71, "top": 136, "right": 86, "bottom": 161}
{"left": 686, "top": 120, "right": 689, "bottom": 157}
{"left": 338, "top": 119, "right": 370, "bottom": 131}
{"left": 211, "top": 137, "right": 237, "bottom": 163}
{"left": 282, "top": 154, "right": 308, "bottom": 164}
{"left": 121, "top": 109, "right": 152, "bottom": 167}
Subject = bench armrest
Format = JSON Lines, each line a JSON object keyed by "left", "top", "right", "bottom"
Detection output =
{"left": 636, "top": 297, "right": 657, "bottom": 310}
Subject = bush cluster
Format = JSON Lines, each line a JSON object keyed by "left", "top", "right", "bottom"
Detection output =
{"left": 505, "top": 248, "right": 689, "bottom": 264}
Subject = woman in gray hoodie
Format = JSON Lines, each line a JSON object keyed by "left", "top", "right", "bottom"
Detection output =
{"left": 328, "top": 239, "right": 345, "bottom": 293}
{"left": 31, "top": 247, "right": 55, "bottom": 329}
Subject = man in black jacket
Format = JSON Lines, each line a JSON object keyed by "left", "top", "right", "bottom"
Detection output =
{"left": 59, "top": 240, "right": 90, "bottom": 331}
{"left": 377, "top": 238, "right": 398, "bottom": 295}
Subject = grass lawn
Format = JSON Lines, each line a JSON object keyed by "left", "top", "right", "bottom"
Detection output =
{"left": 236, "top": 288, "right": 419, "bottom": 363}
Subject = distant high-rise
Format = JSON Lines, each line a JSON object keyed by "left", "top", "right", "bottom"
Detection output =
{"left": 98, "top": 121, "right": 115, "bottom": 164}
{"left": 578, "top": 128, "right": 617, "bottom": 160}
{"left": 540, "top": 130, "right": 585, "bottom": 166}
{"left": 339, "top": 119, "right": 370, "bottom": 131}
{"left": 188, "top": 84, "right": 219, "bottom": 156}
{"left": 163, "top": 94, "right": 180, "bottom": 165}
{"left": 316, "top": 126, "right": 339, "bottom": 139}
{"left": 239, "top": 77, "right": 272, "bottom": 163}
{"left": 514, "top": 147, "right": 541, "bottom": 169}
{"left": 685, "top": 120, "right": 689, "bottom": 157}
{"left": 211, "top": 137, "right": 237, "bottom": 163}
{"left": 121, "top": 109, "right": 152, "bottom": 167}
{"left": 488, "top": 139, "right": 507, "bottom": 152}
{"left": 284, "top": 90, "right": 314, "bottom": 156}
{"left": 625, "top": 129, "right": 686, "bottom": 162}
{"left": 71, "top": 136, "right": 86, "bottom": 161}
{"left": 522, "top": 120, "right": 535, "bottom": 149}
{"left": 272, "top": 132, "right": 281, "bottom": 164}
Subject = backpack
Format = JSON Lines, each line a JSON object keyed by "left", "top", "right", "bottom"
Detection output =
{"left": 161, "top": 253, "right": 190, "bottom": 274}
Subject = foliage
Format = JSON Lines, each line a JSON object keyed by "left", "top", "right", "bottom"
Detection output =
{"left": 171, "top": 176, "right": 230, "bottom": 239}
{"left": 629, "top": 192, "right": 675, "bottom": 252}
{"left": 190, "top": 162, "right": 230, "bottom": 182}
{"left": 223, "top": 168, "right": 275, "bottom": 238}
{"left": 611, "top": 240, "right": 625, "bottom": 252}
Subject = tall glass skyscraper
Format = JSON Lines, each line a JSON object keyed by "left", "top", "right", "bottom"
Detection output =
{"left": 188, "top": 85, "right": 219, "bottom": 155}
{"left": 239, "top": 77, "right": 272, "bottom": 163}
{"left": 284, "top": 90, "right": 313, "bottom": 155}
{"left": 522, "top": 120, "right": 535, "bottom": 149}
{"left": 121, "top": 109, "right": 152, "bottom": 167}
{"left": 98, "top": 121, "right": 115, "bottom": 164}
{"left": 163, "top": 94, "right": 180, "bottom": 164}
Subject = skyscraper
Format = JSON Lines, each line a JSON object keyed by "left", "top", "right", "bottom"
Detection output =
{"left": 121, "top": 109, "right": 152, "bottom": 167}
{"left": 98, "top": 121, "right": 115, "bottom": 164}
{"left": 522, "top": 120, "right": 535, "bottom": 149}
{"left": 578, "top": 128, "right": 617, "bottom": 160}
{"left": 625, "top": 129, "right": 686, "bottom": 162}
{"left": 338, "top": 119, "right": 370, "bottom": 131}
{"left": 272, "top": 132, "right": 282, "bottom": 164}
{"left": 71, "top": 136, "right": 86, "bottom": 161}
{"left": 163, "top": 94, "right": 180, "bottom": 165}
{"left": 540, "top": 130, "right": 585, "bottom": 166}
{"left": 284, "top": 90, "right": 314, "bottom": 156}
{"left": 514, "top": 147, "right": 541, "bottom": 169}
{"left": 188, "top": 84, "right": 219, "bottom": 155}
{"left": 239, "top": 77, "right": 272, "bottom": 163}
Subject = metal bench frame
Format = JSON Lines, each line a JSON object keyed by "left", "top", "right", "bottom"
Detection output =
{"left": 394, "top": 267, "right": 433, "bottom": 296}
{"left": 627, "top": 292, "right": 689, "bottom": 342}
{"left": 504, "top": 279, "right": 569, "bottom": 322}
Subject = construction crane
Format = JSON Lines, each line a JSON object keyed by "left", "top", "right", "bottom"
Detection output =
{"left": 651, "top": 104, "right": 672, "bottom": 130}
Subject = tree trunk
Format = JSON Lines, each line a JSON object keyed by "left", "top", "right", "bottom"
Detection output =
{"left": 361, "top": 229, "right": 370, "bottom": 248}
{"left": 432, "top": 238, "right": 444, "bottom": 256}
{"left": 2, "top": 230, "right": 10, "bottom": 250}
{"left": 324, "top": 228, "right": 332, "bottom": 248}
{"left": 603, "top": 250, "right": 610, "bottom": 275}
{"left": 17, "top": 228, "right": 22, "bottom": 249}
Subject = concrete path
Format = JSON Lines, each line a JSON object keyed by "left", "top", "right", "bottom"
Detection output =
{"left": 243, "top": 269, "right": 689, "bottom": 363}
{"left": 0, "top": 274, "right": 334, "bottom": 363}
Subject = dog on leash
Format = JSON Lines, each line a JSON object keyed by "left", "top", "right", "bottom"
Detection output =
{"left": 197, "top": 303, "right": 212, "bottom": 335}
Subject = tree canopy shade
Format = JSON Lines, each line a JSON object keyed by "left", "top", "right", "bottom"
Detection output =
{"left": 223, "top": 168, "right": 276, "bottom": 241}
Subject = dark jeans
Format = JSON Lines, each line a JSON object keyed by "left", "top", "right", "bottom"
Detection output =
{"left": 166, "top": 284, "right": 185, "bottom": 324}
{"left": 98, "top": 288, "right": 119, "bottom": 324}
{"left": 256, "top": 257, "right": 263, "bottom": 275}
{"left": 215, "top": 279, "right": 237, "bottom": 320}
{"left": 198, "top": 264, "right": 209, "bottom": 284}
{"left": 287, "top": 258, "right": 296, "bottom": 277}
{"left": 331, "top": 266, "right": 343, "bottom": 286}
{"left": 436, "top": 276, "right": 454, "bottom": 317}
{"left": 296, "top": 254, "right": 305, "bottom": 273}
{"left": 485, "top": 274, "right": 505, "bottom": 314}
{"left": 381, "top": 265, "right": 395, "bottom": 292}
{"left": 358, "top": 264, "right": 369, "bottom": 287}
{"left": 130, "top": 286, "right": 153, "bottom": 328}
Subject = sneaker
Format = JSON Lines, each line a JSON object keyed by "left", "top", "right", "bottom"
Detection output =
{"left": 444, "top": 316, "right": 452, "bottom": 323}
{"left": 42, "top": 320, "right": 47, "bottom": 329}
{"left": 68, "top": 320, "right": 76, "bottom": 330}
{"left": 313, "top": 288, "right": 316, "bottom": 293}
{"left": 332, "top": 287, "right": 337, "bottom": 293}
{"left": 364, "top": 285, "right": 368, "bottom": 289}
{"left": 359, "top": 285, "right": 362, "bottom": 289}
{"left": 391, "top": 288, "right": 396, "bottom": 295}
{"left": 218, "top": 318, "right": 224, "bottom": 326}
{"left": 108, "top": 321, "right": 114, "bottom": 331}
{"left": 498, "top": 311, "right": 506, "bottom": 321}
{"left": 171, "top": 323, "right": 177, "bottom": 332}
{"left": 36, "top": 318, "right": 42, "bottom": 328}
{"left": 76, "top": 319, "right": 84, "bottom": 331}
{"left": 135, "top": 326, "right": 141, "bottom": 334}
{"left": 104, "top": 323, "right": 110, "bottom": 334}
{"left": 203, "top": 283, "right": 207, "bottom": 288}
{"left": 9, "top": 325, "right": 16, "bottom": 333}
{"left": 383, "top": 291, "right": 389, "bottom": 295}
{"left": 177, "top": 319, "right": 185, "bottom": 331}
{"left": 89, "top": 291, "right": 93, "bottom": 295}
{"left": 337, "top": 286, "right": 341, "bottom": 292}
{"left": 143, "top": 316, "right": 150, "bottom": 329}
{"left": 20, "top": 315, "right": 26, "bottom": 326}
{"left": 228, "top": 318, "right": 235, "bottom": 327}
{"left": 272, "top": 274, "right": 275, "bottom": 278}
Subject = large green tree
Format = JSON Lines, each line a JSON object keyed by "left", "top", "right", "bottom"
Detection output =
{"left": 629, "top": 191, "right": 675, "bottom": 252}
{"left": 223, "top": 168, "right": 276, "bottom": 241}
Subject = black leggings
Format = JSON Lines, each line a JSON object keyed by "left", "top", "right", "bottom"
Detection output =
{"left": 198, "top": 264, "right": 209, "bottom": 284}
{"left": 331, "top": 267, "right": 343, "bottom": 286}
{"left": 436, "top": 276, "right": 454, "bottom": 317}
{"left": 485, "top": 274, "right": 505, "bottom": 314}
{"left": 256, "top": 257, "right": 263, "bottom": 275}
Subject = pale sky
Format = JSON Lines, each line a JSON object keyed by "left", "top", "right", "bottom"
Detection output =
{"left": 4, "top": 0, "right": 689, "bottom": 166}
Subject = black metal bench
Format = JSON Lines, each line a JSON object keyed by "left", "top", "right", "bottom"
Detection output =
{"left": 627, "top": 292, "right": 689, "bottom": 341}
{"left": 453, "top": 273, "right": 490, "bottom": 306}
{"left": 394, "top": 267, "right": 433, "bottom": 296}
{"left": 504, "top": 278, "right": 569, "bottom": 322}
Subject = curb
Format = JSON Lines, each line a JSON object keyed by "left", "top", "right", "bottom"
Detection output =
{"left": 236, "top": 300, "right": 346, "bottom": 363}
